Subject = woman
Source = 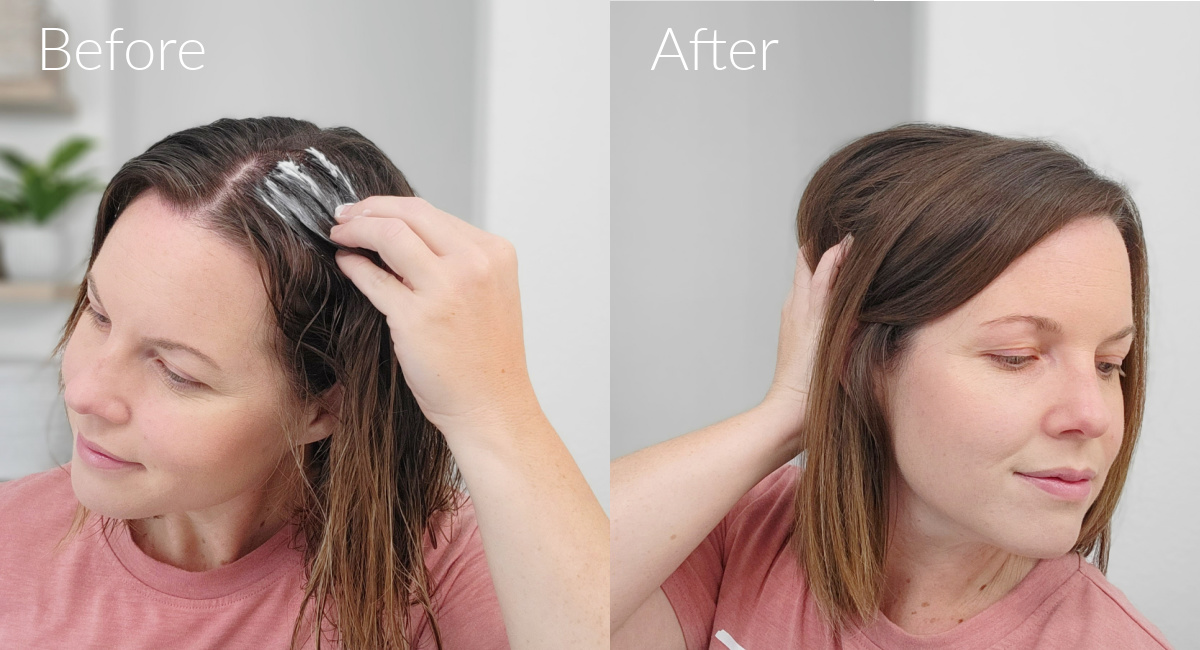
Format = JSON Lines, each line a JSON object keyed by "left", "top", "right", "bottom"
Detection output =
{"left": 0, "top": 117, "right": 607, "bottom": 649}
{"left": 612, "top": 124, "right": 1172, "bottom": 649}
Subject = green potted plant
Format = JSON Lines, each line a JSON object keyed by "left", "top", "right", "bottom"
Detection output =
{"left": 0, "top": 136, "right": 101, "bottom": 282}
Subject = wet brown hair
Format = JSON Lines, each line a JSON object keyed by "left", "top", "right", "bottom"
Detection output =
{"left": 53, "top": 117, "right": 459, "bottom": 649}
{"left": 792, "top": 123, "right": 1148, "bottom": 633}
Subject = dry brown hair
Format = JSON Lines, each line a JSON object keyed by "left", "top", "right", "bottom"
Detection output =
{"left": 51, "top": 117, "right": 460, "bottom": 649}
{"left": 791, "top": 123, "right": 1148, "bottom": 633}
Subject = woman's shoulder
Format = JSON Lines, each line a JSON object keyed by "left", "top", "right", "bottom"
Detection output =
{"left": 998, "top": 553, "right": 1174, "bottom": 649}
{"left": 425, "top": 493, "right": 485, "bottom": 568}
{"left": 724, "top": 462, "right": 801, "bottom": 533}
{"left": 744, "top": 462, "right": 801, "bottom": 501}
{"left": 0, "top": 464, "right": 77, "bottom": 526}
{"left": 1050, "top": 555, "right": 1174, "bottom": 648}
{"left": 0, "top": 465, "right": 81, "bottom": 573}
{"left": 420, "top": 493, "right": 508, "bottom": 647}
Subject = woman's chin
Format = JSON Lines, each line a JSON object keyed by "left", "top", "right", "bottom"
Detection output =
{"left": 70, "top": 470, "right": 154, "bottom": 520}
{"left": 997, "top": 521, "right": 1085, "bottom": 560}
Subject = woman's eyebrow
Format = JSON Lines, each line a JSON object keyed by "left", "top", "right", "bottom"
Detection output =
{"left": 980, "top": 314, "right": 1063, "bottom": 335}
{"left": 980, "top": 314, "right": 1135, "bottom": 343}
{"left": 86, "top": 272, "right": 225, "bottom": 373}
{"left": 1104, "top": 324, "right": 1137, "bottom": 343}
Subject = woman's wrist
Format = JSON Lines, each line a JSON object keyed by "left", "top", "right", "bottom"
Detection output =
{"left": 750, "top": 396, "right": 807, "bottom": 468}
{"left": 436, "top": 391, "right": 553, "bottom": 461}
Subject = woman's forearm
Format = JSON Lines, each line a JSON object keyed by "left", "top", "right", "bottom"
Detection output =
{"left": 331, "top": 199, "right": 608, "bottom": 647}
{"left": 445, "top": 410, "right": 609, "bottom": 650}
{"left": 610, "top": 400, "right": 801, "bottom": 633}
{"left": 610, "top": 241, "right": 843, "bottom": 634}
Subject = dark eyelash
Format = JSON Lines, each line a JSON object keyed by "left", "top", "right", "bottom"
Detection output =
{"left": 85, "top": 303, "right": 110, "bottom": 327}
{"left": 991, "top": 353, "right": 1125, "bottom": 380}
{"left": 84, "top": 303, "right": 200, "bottom": 391}
{"left": 991, "top": 354, "right": 1034, "bottom": 371}
{"left": 1097, "top": 362, "right": 1126, "bottom": 380}
{"left": 155, "top": 359, "right": 201, "bottom": 389}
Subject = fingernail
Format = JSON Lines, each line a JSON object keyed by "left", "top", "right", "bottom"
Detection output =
{"left": 334, "top": 203, "right": 354, "bottom": 222}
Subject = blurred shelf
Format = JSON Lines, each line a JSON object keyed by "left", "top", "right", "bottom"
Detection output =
{"left": 0, "top": 281, "right": 78, "bottom": 302}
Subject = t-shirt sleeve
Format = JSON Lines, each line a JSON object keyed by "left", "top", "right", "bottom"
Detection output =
{"left": 660, "top": 464, "right": 799, "bottom": 650}
{"left": 418, "top": 498, "right": 510, "bottom": 650}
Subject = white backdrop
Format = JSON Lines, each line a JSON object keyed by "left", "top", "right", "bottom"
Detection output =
{"left": 477, "top": 0, "right": 610, "bottom": 509}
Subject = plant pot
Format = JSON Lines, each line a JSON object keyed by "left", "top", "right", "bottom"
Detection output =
{"left": 0, "top": 221, "right": 70, "bottom": 282}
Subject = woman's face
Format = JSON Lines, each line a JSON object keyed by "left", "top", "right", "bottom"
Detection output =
{"left": 884, "top": 217, "right": 1134, "bottom": 558}
{"left": 62, "top": 191, "right": 304, "bottom": 520}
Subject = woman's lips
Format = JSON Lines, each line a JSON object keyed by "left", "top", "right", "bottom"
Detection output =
{"left": 75, "top": 435, "right": 140, "bottom": 470}
{"left": 1016, "top": 469, "right": 1094, "bottom": 501}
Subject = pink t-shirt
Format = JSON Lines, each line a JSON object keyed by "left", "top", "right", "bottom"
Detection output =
{"left": 0, "top": 464, "right": 508, "bottom": 649}
{"left": 662, "top": 465, "right": 1172, "bottom": 650}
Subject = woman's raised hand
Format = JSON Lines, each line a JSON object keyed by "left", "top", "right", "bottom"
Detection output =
{"left": 611, "top": 237, "right": 852, "bottom": 642}
{"left": 332, "top": 196, "right": 608, "bottom": 650}
{"left": 330, "top": 196, "right": 540, "bottom": 443}
{"left": 762, "top": 236, "right": 852, "bottom": 441}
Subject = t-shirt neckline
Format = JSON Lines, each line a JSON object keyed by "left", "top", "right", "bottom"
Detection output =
{"left": 856, "top": 553, "right": 1081, "bottom": 650}
{"left": 105, "top": 516, "right": 302, "bottom": 600}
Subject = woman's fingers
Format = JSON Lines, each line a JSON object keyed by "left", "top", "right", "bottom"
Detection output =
{"left": 763, "top": 235, "right": 853, "bottom": 438}
{"left": 331, "top": 195, "right": 531, "bottom": 436}
{"left": 330, "top": 215, "right": 439, "bottom": 288}
{"left": 338, "top": 196, "right": 480, "bottom": 256}
{"left": 334, "top": 249, "right": 413, "bottom": 314}
{"left": 809, "top": 234, "right": 852, "bottom": 310}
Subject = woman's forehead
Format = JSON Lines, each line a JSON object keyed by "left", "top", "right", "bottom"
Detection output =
{"left": 907, "top": 217, "right": 1132, "bottom": 345}
{"left": 949, "top": 218, "right": 1134, "bottom": 336}
{"left": 92, "top": 193, "right": 276, "bottom": 378}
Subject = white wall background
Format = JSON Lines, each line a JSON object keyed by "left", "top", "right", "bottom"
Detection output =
{"left": 476, "top": 0, "right": 610, "bottom": 509}
{"left": 0, "top": 0, "right": 610, "bottom": 508}
{"left": 920, "top": 4, "right": 1200, "bottom": 645}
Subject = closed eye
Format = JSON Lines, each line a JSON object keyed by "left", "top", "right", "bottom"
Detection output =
{"left": 156, "top": 359, "right": 202, "bottom": 390}
{"left": 1097, "top": 361, "right": 1126, "bottom": 380}
{"left": 85, "top": 303, "right": 110, "bottom": 328}
{"left": 989, "top": 354, "right": 1036, "bottom": 371}
{"left": 84, "top": 300, "right": 203, "bottom": 392}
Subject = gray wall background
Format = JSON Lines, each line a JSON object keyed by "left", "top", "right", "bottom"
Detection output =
{"left": 611, "top": 2, "right": 1197, "bottom": 646}
{"left": 612, "top": 2, "right": 915, "bottom": 457}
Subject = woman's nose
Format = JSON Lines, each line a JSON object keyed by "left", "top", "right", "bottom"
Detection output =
{"left": 63, "top": 345, "right": 132, "bottom": 425}
{"left": 1042, "top": 357, "right": 1114, "bottom": 440}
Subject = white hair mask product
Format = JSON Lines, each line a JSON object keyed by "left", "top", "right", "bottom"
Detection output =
{"left": 254, "top": 147, "right": 384, "bottom": 267}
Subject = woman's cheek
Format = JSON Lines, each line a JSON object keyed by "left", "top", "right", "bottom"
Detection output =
{"left": 170, "top": 411, "right": 286, "bottom": 471}
{"left": 136, "top": 408, "right": 230, "bottom": 469}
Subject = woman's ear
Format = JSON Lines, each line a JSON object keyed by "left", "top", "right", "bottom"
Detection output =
{"left": 298, "top": 383, "right": 343, "bottom": 445}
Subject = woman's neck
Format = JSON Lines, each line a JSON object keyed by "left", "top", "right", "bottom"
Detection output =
{"left": 878, "top": 481, "right": 1042, "bottom": 636}
{"left": 128, "top": 463, "right": 300, "bottom": 572}
{"left": 880, "top": 533, "right": 1038, "bottom": 635}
